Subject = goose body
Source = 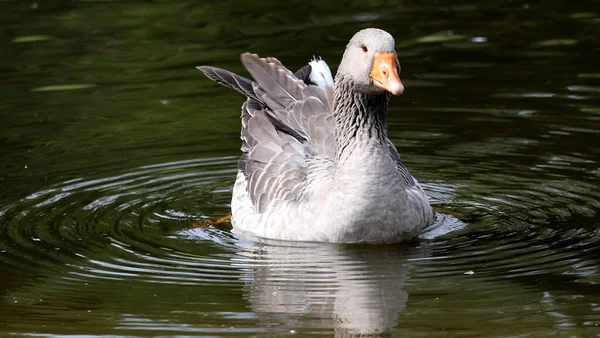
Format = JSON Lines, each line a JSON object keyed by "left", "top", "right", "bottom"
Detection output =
{"left": 198, "top": 28, "right": 434, "bottom": 244}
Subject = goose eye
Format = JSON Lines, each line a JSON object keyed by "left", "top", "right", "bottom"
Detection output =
{"left": 361, "top": 44, "right": 368, "bottom": 53}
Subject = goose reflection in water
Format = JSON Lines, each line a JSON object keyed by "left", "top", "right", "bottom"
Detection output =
{"left": 232, "top": 240, "right": 429, "bottom": 336}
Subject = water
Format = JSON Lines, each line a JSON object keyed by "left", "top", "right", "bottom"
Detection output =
{"left": 1, "top": 0, "right": 600, "bottom": 336}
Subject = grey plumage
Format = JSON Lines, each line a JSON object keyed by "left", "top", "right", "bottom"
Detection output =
{"left": 200, "top": 54, "right": 331, "bottom": 215}
{"left": 294, "top": 64, "right": 313, "bottom": 85}
{"left": 197, "top": 28, "right": 433, "bottom": 243}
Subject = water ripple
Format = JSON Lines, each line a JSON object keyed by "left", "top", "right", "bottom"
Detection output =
{"left": 0, "top": 157, "right": 238, "bottom": 284}
{"left": 1, "top": 155, "right": 599, "bottom": 336}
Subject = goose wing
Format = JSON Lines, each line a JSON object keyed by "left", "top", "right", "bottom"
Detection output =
{"left": 198, "top": 54, "right": 335, "bottom": 213}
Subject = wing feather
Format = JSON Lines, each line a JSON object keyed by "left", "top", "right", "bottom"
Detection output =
{"left": 198, "top": 54, "right": 336, "bottom": 215}
{"left": 196, "top": 66, "right": 261, "bottom": 103}
{"left": 242, "top": 53, "right": 306, "bottom": 109}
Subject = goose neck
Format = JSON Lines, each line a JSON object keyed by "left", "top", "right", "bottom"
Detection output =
{"left": 332, "top": 76, "right": 390, "bottom": 163}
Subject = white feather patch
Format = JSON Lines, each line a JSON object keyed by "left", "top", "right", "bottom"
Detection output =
{"left": 308, "top": 58, "right": 334, "bottom": 88}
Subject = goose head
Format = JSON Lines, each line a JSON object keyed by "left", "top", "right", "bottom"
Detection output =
{"left": 337, "top": 28, "right": 404, "bottom": 96}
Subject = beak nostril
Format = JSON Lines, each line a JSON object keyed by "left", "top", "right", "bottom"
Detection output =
{"left": 370, "top": 52, "right": 402, "bottom": 95}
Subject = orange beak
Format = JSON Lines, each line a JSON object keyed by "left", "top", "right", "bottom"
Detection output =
{"left": 369, "top": 52, "right": 404, "bottom": 95}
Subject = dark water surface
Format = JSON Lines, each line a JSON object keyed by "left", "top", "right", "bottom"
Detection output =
{"left": 1, "top": 0, "right": 600, "bottom": 337}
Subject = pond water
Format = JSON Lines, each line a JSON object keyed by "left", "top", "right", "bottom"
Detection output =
{"left": 1, "top": 0, "right": 600, "bottom": 337}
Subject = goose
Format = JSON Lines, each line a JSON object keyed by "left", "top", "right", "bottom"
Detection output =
{"left": 198, "top": 28, "right": 434, "bottom": 244}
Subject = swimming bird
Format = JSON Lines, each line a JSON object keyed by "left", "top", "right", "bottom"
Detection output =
{"left": 198, "top": 28, "right": 434, "bottom": 244}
